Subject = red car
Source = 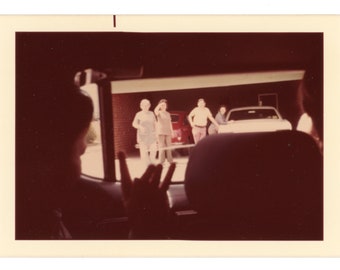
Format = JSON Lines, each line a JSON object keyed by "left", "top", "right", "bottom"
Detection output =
{"left": 170, "top": 111, "right": 193, "bottom": 155}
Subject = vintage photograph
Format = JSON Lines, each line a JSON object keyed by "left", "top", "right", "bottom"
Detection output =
{"left": 16, "top": 30, "right": 323, "bottom": 241}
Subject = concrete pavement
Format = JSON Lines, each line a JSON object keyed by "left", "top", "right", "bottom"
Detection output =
{"left": 81, "top": 143, "right": 189, "bottom": 182}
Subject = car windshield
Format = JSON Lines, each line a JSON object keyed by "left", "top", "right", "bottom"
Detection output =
{"left": 228, "top": 108, "right": 279, "bottom": 121}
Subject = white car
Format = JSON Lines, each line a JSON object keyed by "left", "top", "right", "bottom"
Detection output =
{"left": 218, "top": 106, "right": 292, "bottom": 133}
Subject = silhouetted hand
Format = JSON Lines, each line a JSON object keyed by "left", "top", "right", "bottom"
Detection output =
{"left": 118, "top": 151, "right": 176, "bottom": 239}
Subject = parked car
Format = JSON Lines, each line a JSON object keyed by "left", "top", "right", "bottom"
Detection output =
{"left": 218, "top": 106, "right": 292, "bottom": 133}
{"left": 170, "top": 111, "right": 193, "bottom": 155}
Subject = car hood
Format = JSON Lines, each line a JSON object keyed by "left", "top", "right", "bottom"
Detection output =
{"left": 218, "top": 119, "right": 292, "bottom": 133}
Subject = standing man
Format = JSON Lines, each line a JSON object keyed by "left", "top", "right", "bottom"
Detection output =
{"left": 188, "top": 98, "right": 220, "bottom": 144}
{"left": 154, "top": 99, "right": 174, "bottom": 165}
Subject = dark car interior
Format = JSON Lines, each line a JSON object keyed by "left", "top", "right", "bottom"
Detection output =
{"left": 16, "top": 32, "right": 323, "bottom": 240}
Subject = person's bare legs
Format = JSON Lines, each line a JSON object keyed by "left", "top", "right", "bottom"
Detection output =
{"left": 158, "top": 135, "right": 166, "bottom": 164}
{"left": 149, "top": 142, "right": 158, "bottom": 165}
{"left": 165, "top": 135, "right": 173, "bottom": 163}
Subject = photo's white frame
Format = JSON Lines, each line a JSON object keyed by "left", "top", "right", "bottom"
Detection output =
{"left": 1, "top": 15, "right": 340, "bottom": 259}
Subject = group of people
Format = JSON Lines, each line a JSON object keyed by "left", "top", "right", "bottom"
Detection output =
{"left": 132, "top": 98, "right": 174, "bottom": 167}
{"left": 132, "top": 97, "right": 229, "bottom": 166}
{"left": 187, "top": 98, "right": 226, "bottom": 143}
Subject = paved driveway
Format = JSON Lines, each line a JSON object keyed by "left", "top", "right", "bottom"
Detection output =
{"left": 81, "top": 143, "right": 188, "bottom": 182}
